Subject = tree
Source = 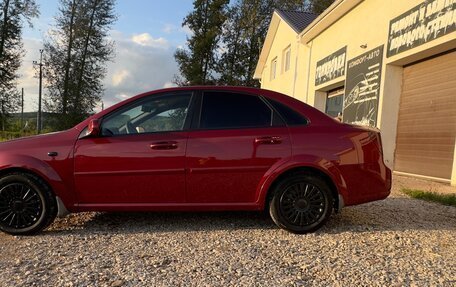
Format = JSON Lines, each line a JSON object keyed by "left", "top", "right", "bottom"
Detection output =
{"left": 174, "top": 0, "right": 229, "bottom": 86}
{"left": 176, "top": 0, "right": 335, "bottom": 87}
{"left": 44, "top": 0, "right": 116, "bottom": 129}
{"left": 217, "top": 0, "right": 306, "bottom": 87}
{"left": 0, "top": 0, "right": 38, "bottom": 130}
{"left": 306, "top": 0, "right": 334, "bottom": 14}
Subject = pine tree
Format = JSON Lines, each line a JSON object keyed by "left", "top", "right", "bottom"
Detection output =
{"left": 44, "top": 0, "right": 116, "bottom": 129}
{"left": 0, "top": 0, "right": 38, "bottom": 130}
{"left": 174, "top": 0, "right": 229, "bottom": 86}
{"left": 217, "top": 0, "right": 306, "bottom": 87}
{"left": 307, "top": 0, "right": 334, "bottom": 14}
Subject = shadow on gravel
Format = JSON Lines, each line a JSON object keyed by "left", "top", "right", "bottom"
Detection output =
{"left": 44, "top": 197, "right": 456, "bottom": 236}
{"left": 45, "top": 211, "right": 277, "bottom": 236}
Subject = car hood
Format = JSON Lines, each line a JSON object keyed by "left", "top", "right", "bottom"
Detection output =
{"left": 0, "top": 129, "right": 77, "bottom": 151}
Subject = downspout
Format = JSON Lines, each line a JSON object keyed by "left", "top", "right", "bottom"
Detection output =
{"left": 305, "top": 41, "right": 313, "bottom": 104}
{"left": 291, "top": 34, "right": 300, "bottom": 98}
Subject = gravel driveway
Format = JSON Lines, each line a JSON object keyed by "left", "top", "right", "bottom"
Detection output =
{"left": 1, "top": 176, "right": 455, "bottom": 287}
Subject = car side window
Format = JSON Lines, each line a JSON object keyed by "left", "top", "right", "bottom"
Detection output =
{"left": 101, "top": 93, "right": 192, "bottom": 136}
{"left": 266, "top": 98, "right": 309, "bottom": 126}
{"left": 200, "top": 92, "right": 273, "bottom": 129}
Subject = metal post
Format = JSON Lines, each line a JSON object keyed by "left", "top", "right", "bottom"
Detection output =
{"left": 1, "top": 100, "right": 4, "bottom": 132}
{"left": 33, "top": 49, "right": 44, "bottom": 134}
{"left": 21, "top": 88, "right": 24, "bottom": 131}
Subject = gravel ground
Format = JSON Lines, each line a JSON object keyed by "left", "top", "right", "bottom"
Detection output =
{"left": 1, "top": 175, "right": 455, "bottom": 287}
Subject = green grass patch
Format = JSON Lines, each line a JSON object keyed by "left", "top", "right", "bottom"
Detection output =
{"left": 401, "top": 188, "right": 456, "bottom": 207}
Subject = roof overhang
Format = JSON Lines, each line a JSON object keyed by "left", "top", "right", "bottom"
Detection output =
{"left": 254, "top": 0, "right": 364, "bottom": 80}
{"left": 253, "top": 11, "right": 297, "bottom": 80}
{"left": 299, "top": 0, "right": 364, "bottom": 44}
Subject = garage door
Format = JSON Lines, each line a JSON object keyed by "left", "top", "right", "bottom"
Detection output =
{"left": 395, "top": 51, "right": 456, "bottom": 180}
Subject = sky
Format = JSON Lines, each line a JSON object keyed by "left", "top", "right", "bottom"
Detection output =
{"left": 19, "top": 0, "right": 195, "bottom": 112}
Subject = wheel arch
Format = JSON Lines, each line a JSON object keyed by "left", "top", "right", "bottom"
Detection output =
{"left": 258, "top": 161, "right": 348, "bottom": 212}
{"left": 0, "top": 154, "right": 76, "bottom": 212}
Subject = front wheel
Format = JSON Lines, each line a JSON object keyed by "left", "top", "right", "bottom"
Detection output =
{"left": 0, "top": 173, "right": 57, "bottom": 235}
{"left": 269, "top": 173, "right": 333, "bottom": 234}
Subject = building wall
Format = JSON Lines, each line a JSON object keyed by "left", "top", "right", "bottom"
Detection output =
{"left": 258, "top": 0, "right": 456, "bottom": 184}
{"left": 260, "top": 20, "right": 299, "bottom": 96}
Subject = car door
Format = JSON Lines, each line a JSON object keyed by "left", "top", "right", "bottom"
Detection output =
{"left": 73, "top": 92, "right": 194, "bottom": 204}
{"left": 186, "top": 91, "right": 292, "bottom": 204}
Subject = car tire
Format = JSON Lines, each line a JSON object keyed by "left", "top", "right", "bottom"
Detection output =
{"left": 269, "top": 172, "right": 333, "bottom": 234}
{"left": 0, "top": 173, "right": 57, "bottom": 235}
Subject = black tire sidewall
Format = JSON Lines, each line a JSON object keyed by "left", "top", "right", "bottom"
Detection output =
{"left": 269, "top": 173, "right": 333, "bottom": 234}
{"left": 0, "top": 173, "right": 54, "bottom": 235}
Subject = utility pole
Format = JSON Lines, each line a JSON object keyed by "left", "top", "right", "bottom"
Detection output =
{"left": 21, "top": 88, "right": 24, "bottom": 131}
{"left": 33, "top": 49, "right": 44, "bottom": 134}
{"left": 1, "top": 100, "right": 4, "bottom": 132}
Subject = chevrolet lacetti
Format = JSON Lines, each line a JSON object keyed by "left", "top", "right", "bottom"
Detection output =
{"left": 0, "top": 87, "right": 391, "bottom": 235}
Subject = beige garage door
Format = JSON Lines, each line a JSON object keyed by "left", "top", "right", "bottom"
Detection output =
{"left": 395, "top": 51, "right": 456, "bottom": 180}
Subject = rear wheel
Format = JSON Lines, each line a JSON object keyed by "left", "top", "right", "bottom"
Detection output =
{"left": 269, "top": 173, "right": 333, "bottom": 233}
{"left": 0, "top": 173, "right": 57, "bottom": 235}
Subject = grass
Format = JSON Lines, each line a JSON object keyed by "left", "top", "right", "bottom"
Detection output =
{"left": 401, "top": 188, "right": 456, "bottom": 207}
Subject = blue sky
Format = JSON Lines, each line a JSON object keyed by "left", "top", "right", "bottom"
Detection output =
{"left": 20, "top": 0, "right": 195, "bottom": 111}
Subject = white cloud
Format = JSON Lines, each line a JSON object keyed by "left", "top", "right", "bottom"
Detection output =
{"left": 112, "top": 69, "right": 130, "bottom": 87}
{"left": 17, "top": 37, "right": 43, "bottom": 112}
{"left": 162, "top": 24, "right": 175, "bottom": 34}
{"left": 115, "top": 94, "right": 130, "bottom": 101}
{"left": 163, "top": 81, "right": 176, "bottom": 88}
{"left": 131, "top": 33, "right": 169, "bottom": 49}
{"left": 19, "top": 31, "right": 180, "bottom": 112}
{"left": 102, "top": 31, "right": 179, "bottom": 108}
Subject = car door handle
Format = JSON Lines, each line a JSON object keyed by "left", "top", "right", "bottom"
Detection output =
{"left": 150, "top": 141, "right": 178, "bottom": 150}
{"left": 254, "top": 136, "right": 282, "bottom": 145}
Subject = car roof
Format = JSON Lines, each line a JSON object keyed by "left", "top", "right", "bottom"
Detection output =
{"left": 75, "top": 86, "right": 338, "bottom": 130}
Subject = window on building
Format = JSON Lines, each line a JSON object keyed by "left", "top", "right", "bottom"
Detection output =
{"left": 200, "top": 92, "right": 273, "bottom": 129}
{"left": 325, "top": 87, "right": 344, "bottom": 121}
{"left": 270, "top": 57, "right": 277, "bottom": 80}
{"left": 283, "top": 46, "right": 291, "bottom": 73}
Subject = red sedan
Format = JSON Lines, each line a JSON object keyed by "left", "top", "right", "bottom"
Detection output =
{"left": 0, "top": 87, "right": 391, "bottom": 235}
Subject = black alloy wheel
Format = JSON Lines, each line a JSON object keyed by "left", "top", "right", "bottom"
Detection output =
{"left": 279, "top": 182, "right": 326, "bottom": 226}
{"left": 0, "top": 182, "right": 43, "bottom": 230}
{"left": 269, "top": 172, "right": 333, "bottom": 233}
{"left": 0, "top": 173, "right": 57, "bottom": 235}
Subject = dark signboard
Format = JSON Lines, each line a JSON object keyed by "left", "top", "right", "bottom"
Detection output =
{"left": 343, "top": 45, "right": 384, "bottom": 127}
{"left": 387, "top": 0, "right": 456, "bottom": 57}
{"left": 315, "top": 46, "right": 347, "bottom": 86}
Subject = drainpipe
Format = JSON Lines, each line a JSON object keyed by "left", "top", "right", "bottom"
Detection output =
{"left": 292, "top": 35, "right": 300, "bottom": 98}
{"left": 305, "top": 41, "right": 314, "bottom": 104}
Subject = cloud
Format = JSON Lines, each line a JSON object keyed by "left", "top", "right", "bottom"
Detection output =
{"left": 131, "top": 33, "right": 169, "bottom": 49}
{"left": 17, "top": 37, "right": 43, "bottom": 112}
{"left": 163, "top": 81, "right": 176, "bottom": 88}
{"left": 114, "top": 94, "right": 130, "bottom": 101}
{"left": 19, "top": 31, "right": 180, "bottom": 112}
{"left": 102, "top": 31, "right": 179, "bottom": 108}
{"left": 162, "top": 24, "right": 175, "bottom": 34}
{"left": 112, "top": 69, "right": 130, "bottom": 87}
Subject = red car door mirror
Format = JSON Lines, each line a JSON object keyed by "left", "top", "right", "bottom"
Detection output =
{"left": 87, "top": 119, "right": 101, "bottom": 137}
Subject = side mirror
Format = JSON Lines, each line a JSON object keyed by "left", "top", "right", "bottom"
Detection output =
{"left": 87, "top": 119, "right": 101, "bottom": 137}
